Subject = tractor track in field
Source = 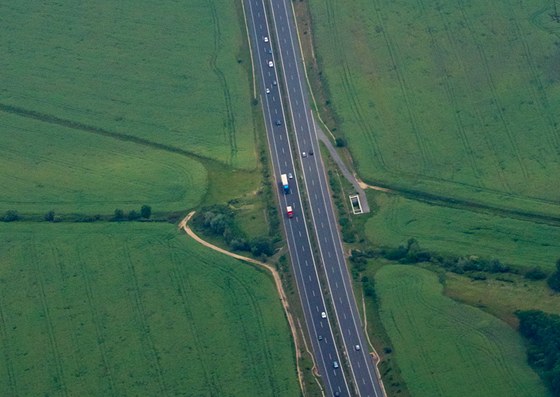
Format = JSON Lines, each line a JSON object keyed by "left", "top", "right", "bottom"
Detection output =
{"left": 208, "top": 0, "right": 238, "bottom": 166}
{"left": 455, "top": 1, "right": 529, "bottom": 180}
{"left": 371, "top": 0, "right": 435, "bottom": 173}
{"left": 122, "top": 243, "right": 168, "bottom": 396}
{"left": 0, "top": 289, "right": 18, "bottom": 396}
{"left": 506, "top": 0, "right": 560, "bottom": 149}
{"left": 199, "top": 254, "right": 280, "bottom": 394}
{"left": 28, "top": 238, "right": 69, "bottom": 397}
{"left": 433, "top": 3, "right": 513, "bottom": 193}
{"left": 179, "top": 212, "right": 309, "bottom": 397}
{"left": 75, "top": 248, "right": 118, "bottom": 396}
{"left": 323, "top": 0, "right": 388, "bottom": 172}
{"left": 414, "top": 0, "right": 482, "bottom": 184}
{"left": 168, "top": 250, "right": 223, "bottom": 396}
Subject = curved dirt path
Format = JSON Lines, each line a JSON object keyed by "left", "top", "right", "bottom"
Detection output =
{"left": 179, "top": 211, "right": 320, "bottom": 396}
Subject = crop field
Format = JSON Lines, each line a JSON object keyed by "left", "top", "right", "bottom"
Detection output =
{"left": 307, "top": 0, "right": 560, "bottom": 215}
{"left": 0, "top": 223, "right": 300, "bottom": 397}
{"left": 0, "top": 0, "right": 256, "bottom": 169}
{"left": 373, "top": 265, "right": 549, "bottom": 397}
{"left": 0, "top": 112, "right": 208, "bottom": 214}
{"left": 365, "top": 191, "right": 560, "bottom": 270}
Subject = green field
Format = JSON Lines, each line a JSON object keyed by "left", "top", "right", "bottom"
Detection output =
{"left": 373, "top": 265, "right": 549, "bottom": 397}
{"left": 365, "top": 191, "right": 560, "bottom": 270}
{"left": 0, "top": 112, "right": 208, "bottom": 214}
{"left": 0, "top": 223, "right": 300, "bottom": 397}
{"left": 1, "top": 0, "right": 256, "bottom": 169}
{"left": 444, "top": 272, "right": 560, "bottom": 325}
{"left": 308, "top": 0, "right": 560, "bottom": 215}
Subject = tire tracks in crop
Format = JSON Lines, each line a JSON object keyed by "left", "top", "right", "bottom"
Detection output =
{"left": 371, "top": 0, "right": 435, "bottom": 173}
{"left": 456, "top": 0, "right": 529, "bottom": 180}
{"left": 323, "top": 0, "right": 387, "bottom": 171}
{"left": 221, "top": 269, "right": 279, "bottom": 395}
{"left": 219, "top": 265, "right": 280, "bottom": 395}
{"left": 0, "top": 287, "right": 18, "bottom": 396}
{"left": 168, "top": 249, "right": 222, "bottom": 396}
{"left": 75, "top": 248, "right": 118, "bottom": 396}
{"left": 414, "top": 0, "right": 482, "bottom": 184}
{"left": 506, "top": 1, "right": 560, "bottom": 149}
{"left": 28, "top": 237, "right": 69, "bottom": 397}
{"left": 208, "top": 0, "right": 238, "bottom": 166}
{"left": 433, "top": 4, "right": 513, "bottom": 193}
{"left": 122, "top": 243, "right": 168, "bottom": 396}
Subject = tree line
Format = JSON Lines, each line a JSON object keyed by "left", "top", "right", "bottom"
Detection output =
{"left": 516, "top": 310, "right": 560, "bottom": 396}
{"left": 350, "top": 238, "right": 560, "bottom": 292}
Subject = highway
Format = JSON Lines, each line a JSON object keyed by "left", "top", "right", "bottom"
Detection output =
{"left": 243, "top": 0, "right": 385, "bottom": 396}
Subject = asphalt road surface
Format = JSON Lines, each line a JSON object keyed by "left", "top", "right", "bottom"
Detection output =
{"left": 243, "top": 0, "right": 385, "bottom": 396}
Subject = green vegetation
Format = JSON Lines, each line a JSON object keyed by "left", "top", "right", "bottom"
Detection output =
{"left": 0, "top": 1, "right": 302, "bottom": 395}
{"left": 444, "top": 272, "right": 560, "bottom": 326}
{"left": 0, "top": 112, "right": 208, "bottom": 214}
{"left": 307, "top": 0, "right": 560, "bottom": 217}
{"left": 0, "top": 223, "right": 300, "bottom": 396}
{"left": 548, "top": 259, "right": 560, "bottom": 292}
{"left": 373, "top": 265, "right": 549, "bottom": 397}
{"left": 1, "top": 0, "right": 256, "bottom": 169}
{"left": 365, "top": 191, "right": 560, "bottom": 270}
{"left": 517, "top": 310, "right": 560, "bottom": 396}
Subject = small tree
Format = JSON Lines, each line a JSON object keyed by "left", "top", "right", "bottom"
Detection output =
{"left": 335, "top": 137, "right": 347, "bottom": 147}
{"left": 128, "top": 210, "right": 140, "bottom": 221}
{"left": 140, "top": 205, "right": 152, "bottom": 219}
{"left": 44, "top": 210, "right": 55, "bottom": 222}
{"left": 548, "top": 259, "right": 560, "bottom": 292}
{"left": 3, "top": 210, "right": 20, "bottom": 222}
{"left": 113, "top": 209, "right": 125, "bottom": 221}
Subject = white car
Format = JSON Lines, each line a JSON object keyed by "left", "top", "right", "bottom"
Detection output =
{"left": 264, "top": 36, "right": 269, "bottom": 43}
{"left": 333, "top": 361, "right": 339, "bottom": 369}
{"left": 288, "top": 172, "right": 293, "bottom": 179}
{"left": 355, "top": 344, "right": 361, "bottom": 351}
{"left": 302, "top": 152, "right": 307, "bottom": 158}
{"left": 321, "top": 311, "right": 327, "bottom": 319}
{"left": 268, "top": 60, "right": 274, "bottom": 68}
{"left": 266, "top": 88, "right": 270, "bottom": 94}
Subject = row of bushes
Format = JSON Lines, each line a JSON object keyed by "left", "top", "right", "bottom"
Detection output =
{"left": 350, "top": 238, "right": 559, "bottom": 289}
{"left": 1, "top": 206, "right": 155, "bottom": 223}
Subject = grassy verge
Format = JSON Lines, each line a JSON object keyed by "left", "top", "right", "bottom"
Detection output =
{"left": 372, "top": 264, "right": 549, "bottom": 397}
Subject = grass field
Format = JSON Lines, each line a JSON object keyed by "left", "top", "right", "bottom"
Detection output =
{"left": 307, "top": 0, "right": 560, "bottom": 215}
{"left": 0, "top": 223, "right": 300, "bottom": 397}
{"left": 0, "top": 0, "right": 256, "bottom": 169}
{"left": 0, "top": 112, "right": 208, "bottom": 214}
{"left": 365, "top": 191, "right": 560, "bottom": 270}
{"left": 373, "top": 265, "right": 549, "bottom": 397}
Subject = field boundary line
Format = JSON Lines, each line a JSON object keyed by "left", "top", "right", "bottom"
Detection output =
{"left": 179, "top": 211, "right": 311, "bottom": 396}
{"left": 0, "top": 103, "right": 218, "bottom": 165}
{"left": 240, "top": 0, "right": 257, "bottom": 99}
